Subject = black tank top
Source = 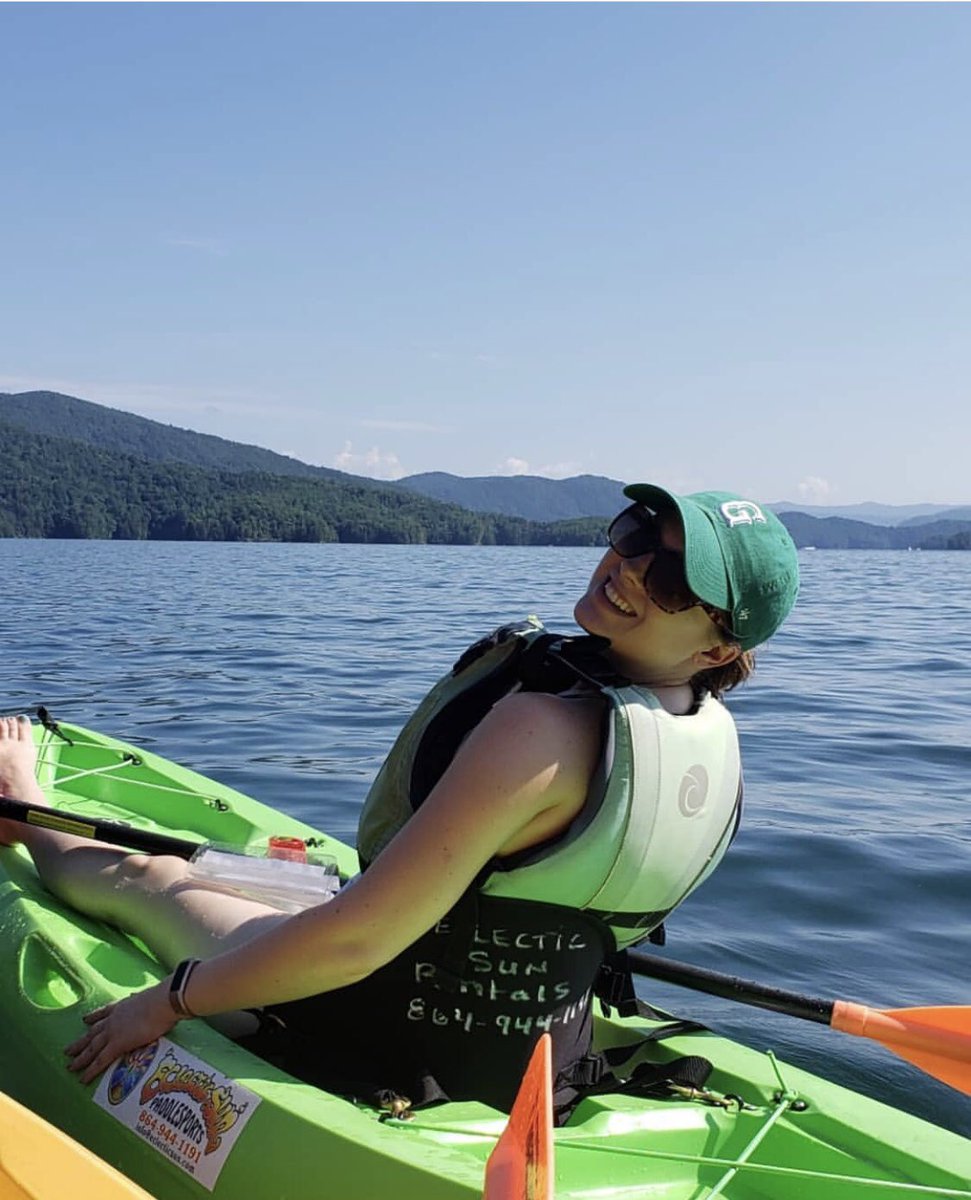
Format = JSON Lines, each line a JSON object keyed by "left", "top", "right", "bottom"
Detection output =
{"left": 252, "top": 893, "right": 612, "bottom": 1112}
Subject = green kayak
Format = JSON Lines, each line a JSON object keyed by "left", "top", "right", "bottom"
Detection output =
{"left": 1, "top": 719, "right": 969, "bottom": 1200}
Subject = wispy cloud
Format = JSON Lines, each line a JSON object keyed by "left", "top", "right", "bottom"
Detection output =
{"left": 797, "top": 475, "right": 835, "bottom": 502}
{"left": 498, "top": 457, "right": 531, "bottom": 476}
{"left": 360, "top": 418, "right": 451, "bottom": 434}
{"left": 164, "top": 235, "right": 228, "bottom": 257}
{"left": 537, "top": 461, "right": 582, "bottom": 479}
{"left": 496, "top": 457, "right": 581, "bottom": 479}
{"left": 334, "top": 440, "right": 405, "bottom": 480}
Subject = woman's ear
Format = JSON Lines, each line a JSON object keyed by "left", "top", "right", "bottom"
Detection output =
{"left": 694, "top": 641, "right": 741, "bottom": 669}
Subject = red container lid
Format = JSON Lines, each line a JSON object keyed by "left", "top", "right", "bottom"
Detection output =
{"left": 268, "top": 836, "right": 308, "bottom": 862}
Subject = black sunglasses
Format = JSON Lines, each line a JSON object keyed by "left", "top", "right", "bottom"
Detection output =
{"left": 607, "top": 504, "right": 728, "bottom": 627}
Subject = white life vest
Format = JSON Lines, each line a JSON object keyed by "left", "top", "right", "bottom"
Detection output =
{"left": 358, "top": 620, "right": 742, "bottom": 948}
{"left": 483, "top": 682, "right": 741, "bottom": 947}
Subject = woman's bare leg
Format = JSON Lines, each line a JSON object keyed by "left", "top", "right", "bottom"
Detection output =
{"left": 0, "top": 716, "right": 290, "bottom": 969}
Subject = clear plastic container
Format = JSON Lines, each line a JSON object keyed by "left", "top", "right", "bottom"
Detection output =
{"left": 187, "top": 839, "right": 341, "bottom": 913}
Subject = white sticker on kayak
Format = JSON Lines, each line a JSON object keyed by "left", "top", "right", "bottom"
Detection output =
{"left": 93, "top": 1037, "right": 261, "bottom": 1191}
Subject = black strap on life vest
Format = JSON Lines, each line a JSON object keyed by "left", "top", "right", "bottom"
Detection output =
{"left": 557, "top": 1046, "right": 713, "bottom": 1099}
{"left": 553, "top": 949, "right": 713, "bottom": 1115}
{"left": 555, "top": 1032, "right": 713, "bottom": 1121}
{"left": 595, "top": 949, "right": 704, "bottom": 1023}
{"left": 451, "top": 624, "right": 628, "bottom": 696}
{"left": 534, "top": 634, "right": 630, "bottom": 691}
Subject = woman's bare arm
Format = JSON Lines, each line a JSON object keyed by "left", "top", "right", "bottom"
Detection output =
{"left": 67, "top": 691, "right": 602, "bottom": 1080}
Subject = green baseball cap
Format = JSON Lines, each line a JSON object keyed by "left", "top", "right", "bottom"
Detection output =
{"left": 622, "top": 483, "right": 799, "bottom": 651}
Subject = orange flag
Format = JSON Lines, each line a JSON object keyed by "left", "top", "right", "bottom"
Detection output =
{"left": 483, "top": 1034, "right": 554, "bottom": 1200}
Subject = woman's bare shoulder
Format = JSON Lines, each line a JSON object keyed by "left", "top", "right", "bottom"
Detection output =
{"left": 476, "top": 687, "right": 602, "bottom": 748}
{"left": 449, "top": 689, "right": 603, "bottom": 812}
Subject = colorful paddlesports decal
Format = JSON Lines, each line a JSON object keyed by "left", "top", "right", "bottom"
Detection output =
{"left": 94, "top": 1037, "right": 261, "bottom": 1191}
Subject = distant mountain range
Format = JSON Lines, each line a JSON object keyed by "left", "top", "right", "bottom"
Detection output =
{"left": 769, "top": 501, "right": 970, "bottom": 526}
{"left": 769, "top": 510, "right": 971, "bottom": 550}
{"left": 1, "top": 390, "right": 970, "bottom": 549}
{"left": 397, "top": 471, "right": 628, "bottom": 522}
{"left": 397, "top": 473, "right": 970, "bottom": 528}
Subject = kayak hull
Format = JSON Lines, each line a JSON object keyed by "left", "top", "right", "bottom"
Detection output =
{"left": 1, "top": 720, "right": 969, "bottom": 1199}
{"left": 0, "top": 1089, "right": 154, "bottom": 1200}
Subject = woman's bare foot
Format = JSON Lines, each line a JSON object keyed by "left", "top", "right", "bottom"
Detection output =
{"left": 0, "top": 715, "right": 42, "bottom": 845}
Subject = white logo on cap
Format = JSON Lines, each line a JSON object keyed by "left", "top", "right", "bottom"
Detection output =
{"left": 721, "top": 500, "right": 766, "bottom": 528}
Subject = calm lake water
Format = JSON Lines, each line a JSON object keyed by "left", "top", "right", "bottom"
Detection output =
{"left": 2, "top": 540, "right": 970, "bottom": 1137}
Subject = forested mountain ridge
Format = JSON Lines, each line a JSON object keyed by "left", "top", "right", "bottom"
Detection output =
{"left": 0, "top": 421, "right": 607, "bottom": 544}
{"left": 2, "top": 391, "right": 971, "bottom": 547}
{"left": 0, "top": 391, "right": 365, "bottom": 484}
{"left": 1, "top": 393, "right": 628, "bottom": 519}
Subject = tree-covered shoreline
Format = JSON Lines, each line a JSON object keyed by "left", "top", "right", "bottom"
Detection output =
{"left": 3, "top": 393, "right": 971, "bottom": 549}
{"left": 0, "top": 421, "right": 609, "bottom": 545}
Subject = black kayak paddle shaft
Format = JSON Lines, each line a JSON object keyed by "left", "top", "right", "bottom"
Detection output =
{"left": 627, "top": 948, "right": 835, "bottom": 1026}
{"left": 0, "top": 795, "right": 200, "bottom": 860}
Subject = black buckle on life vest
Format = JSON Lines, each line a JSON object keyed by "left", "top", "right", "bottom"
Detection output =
{"left": 536, "top": 635, "right": 631, "bottom": 692}
{"left": 451, "top": 621, "right": 539, "bottom": 675}
{"left": 595, "top": 950, "right": 640, "bottom": 1018}
{"left": 555, "top": 1054, "right": 606, "bottom": 1090}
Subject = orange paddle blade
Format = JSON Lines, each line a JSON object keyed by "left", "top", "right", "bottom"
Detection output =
{"left": 483, "top": 1034, "right": 554, "bottom": 1200}
{"left": 832, "top": 1002, "right": 971, "bottom": 1094}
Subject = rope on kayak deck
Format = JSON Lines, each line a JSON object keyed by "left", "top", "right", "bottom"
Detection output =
{"left": 45, "top": 764, "right": 227, "bottom": 805}
{"left": 553, "top": 1141, "right": 971, "bottom": 1198}
{"left": 394, "top": 1054, "right": 971, "bottom": 1199}
{"left": 553, "top": 1054, "right": 971, "bottom": 1199}
{"left": 384, "top": 1117, "right": 971, "bottom": 1198}
{"left": 700, "top": 1053, "right": 797, "bottom": 1198}
{"left": 35, "top": 731, "right": 231, "bottom": 810}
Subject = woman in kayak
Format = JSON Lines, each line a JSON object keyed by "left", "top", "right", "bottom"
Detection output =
{"left": 0, "top": 484, "right": 798, "bottom": 1112}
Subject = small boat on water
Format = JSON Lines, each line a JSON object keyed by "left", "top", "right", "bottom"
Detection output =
{"left": 1, "top": 718, "right": 969, "bottom": 1200}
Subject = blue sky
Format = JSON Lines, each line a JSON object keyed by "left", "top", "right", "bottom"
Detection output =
{"left": 2, "top": 3, "right": 969, "bottom": 504}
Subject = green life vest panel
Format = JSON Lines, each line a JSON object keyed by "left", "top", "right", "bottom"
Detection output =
{"left": 484, "top": 681, "right": 740, "bottom": 947}
{"left": 357, "top": 619, "right": 742, "bottom": 949}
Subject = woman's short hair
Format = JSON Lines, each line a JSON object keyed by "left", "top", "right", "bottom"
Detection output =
{"left": 693, "top": 649, "right": 755, "bottom": 699}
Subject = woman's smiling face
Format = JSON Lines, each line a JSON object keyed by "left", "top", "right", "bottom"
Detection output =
{"left": 574, "top": 512, "right": 731, "bottom": 685}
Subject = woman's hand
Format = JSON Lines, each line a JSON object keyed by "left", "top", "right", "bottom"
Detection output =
{"left": 65, "top": 983, "right": 179, "bottom": 1085}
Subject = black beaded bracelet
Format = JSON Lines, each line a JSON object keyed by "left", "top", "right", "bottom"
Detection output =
{"left": 169, "top": 958, "right": 201, "bottom": 1018}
